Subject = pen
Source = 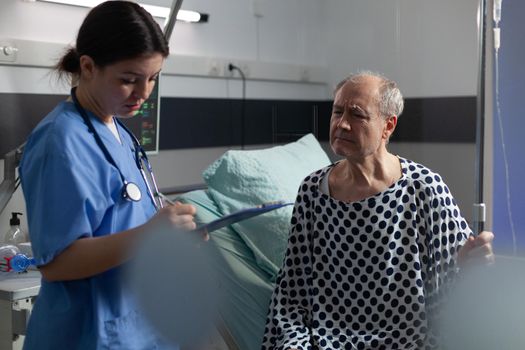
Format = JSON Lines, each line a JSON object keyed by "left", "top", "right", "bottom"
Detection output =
{"left": 157, "top": 192, "right": 177, "bottom": 206}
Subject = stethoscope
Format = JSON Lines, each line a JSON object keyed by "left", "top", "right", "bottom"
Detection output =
{"left": 71, "top": 87, "right": 164, "bottom": 210}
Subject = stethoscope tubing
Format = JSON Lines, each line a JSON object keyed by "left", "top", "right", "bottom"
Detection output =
{"left": 70, "top": 87, "right": 163, "bottom": 210}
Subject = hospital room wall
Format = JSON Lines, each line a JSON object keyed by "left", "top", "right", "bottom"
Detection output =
{"left": 1, "top": 0, "right": 481, "bottom": 234}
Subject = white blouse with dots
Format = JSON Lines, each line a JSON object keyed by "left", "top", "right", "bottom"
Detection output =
{"left": 261, "top": 157, "right": 471, "bottom": 350}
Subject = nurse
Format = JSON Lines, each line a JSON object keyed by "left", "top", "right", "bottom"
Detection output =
{"left": 19, "top": 1, "right": 196, "bottom": 349}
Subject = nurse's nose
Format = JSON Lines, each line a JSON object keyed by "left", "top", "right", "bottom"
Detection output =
{"left": 133, "top": 81, "right": 150, "bottom": 100}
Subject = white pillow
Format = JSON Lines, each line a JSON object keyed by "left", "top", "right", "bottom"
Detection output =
{"left": 202, "top": 134, "right": 331, "bottom": 278}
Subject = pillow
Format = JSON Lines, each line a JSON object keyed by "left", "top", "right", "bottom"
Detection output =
{"left": 202, "top": 134, "right": 331, "bottom": 279}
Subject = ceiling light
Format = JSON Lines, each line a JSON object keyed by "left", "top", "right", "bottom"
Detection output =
{"left": 35, "top": 0, "right": 208, "bottom": 23}
{"left": 176, "top": 9, "right": 208, "bottom": 23}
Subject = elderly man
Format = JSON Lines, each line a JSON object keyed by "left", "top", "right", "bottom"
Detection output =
{"left": 261, "top": 71, "right": 494, "bottom": 350}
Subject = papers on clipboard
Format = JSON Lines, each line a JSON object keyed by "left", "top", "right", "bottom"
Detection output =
{"left": 196, "top": 201, "right": 293, "bottom": 233}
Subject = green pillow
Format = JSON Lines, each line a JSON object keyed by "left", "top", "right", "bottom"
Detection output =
{"left": 202, "top": 134, "right": 331, "bottom": 279}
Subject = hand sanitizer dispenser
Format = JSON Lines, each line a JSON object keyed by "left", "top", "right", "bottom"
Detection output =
{"left": 4, "top": 212, "right": 28, "bottom": 246}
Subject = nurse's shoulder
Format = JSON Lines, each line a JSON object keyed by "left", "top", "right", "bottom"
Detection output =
{"left": 25, "top": 100, "right": 91, "bottom": 150}
{"left": 21, "top": 99, "right": 96, "bottom": 172}
{"left": 31, "top": 99, "right": 87, "bottom": 136}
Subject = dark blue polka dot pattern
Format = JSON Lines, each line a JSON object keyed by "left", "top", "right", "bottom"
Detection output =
{"left": 261, "top": 157, "right": 471, "bottom": 350}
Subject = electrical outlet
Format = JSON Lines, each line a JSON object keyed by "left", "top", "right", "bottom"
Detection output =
{"left": 225, "top": 62, "right": 235, "bottom": 77}
{"left": 300, "top": 68, "right": 310, "bottom": 82}
{"left": 0, "top": 41, "right": 18, "bottom": 63}
{"left": 240, "top": 64, "right": 250, "bottom": 78}
{"left": 225, "top": 62, "right": 250, "bottom": 78}
{"left": 208, "top": 60, "right": 221, "bottom": 76}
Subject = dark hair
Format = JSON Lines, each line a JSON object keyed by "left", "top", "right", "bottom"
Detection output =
{"left": 56, "top": 0, "right": 169, "bottom": 76}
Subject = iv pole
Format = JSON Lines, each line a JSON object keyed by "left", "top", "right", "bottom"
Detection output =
{"left": 473, "top": 0, "right": 488, "bottom": 234}
{"left": 164, "top": 0, "right": 184, "bottom": 41}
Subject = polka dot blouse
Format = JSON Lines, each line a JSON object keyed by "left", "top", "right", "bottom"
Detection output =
{"left": 261, "top": 157, "right": 471, "bottom": 350}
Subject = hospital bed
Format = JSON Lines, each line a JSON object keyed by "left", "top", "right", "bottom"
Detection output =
{"left": 175, "top": 134, "right": 331, "bottom": 350}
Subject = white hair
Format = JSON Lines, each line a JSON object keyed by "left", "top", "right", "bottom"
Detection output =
{"left": 334, "top": 70, "right": 404, "bottom": 119}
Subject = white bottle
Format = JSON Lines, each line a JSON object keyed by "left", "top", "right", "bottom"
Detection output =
{"left": 4, "top": 212, "right": 28, "bottom": 246}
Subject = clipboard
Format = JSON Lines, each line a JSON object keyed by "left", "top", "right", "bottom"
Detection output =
{"left": 196, "top": 201, "right": 293, "bottom": 233}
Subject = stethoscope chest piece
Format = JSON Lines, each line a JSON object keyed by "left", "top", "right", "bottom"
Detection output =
{"left": 122, "top": 181, "right": 142, "bottom": 202}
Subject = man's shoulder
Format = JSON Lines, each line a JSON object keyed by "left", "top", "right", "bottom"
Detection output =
{"left": 400, "top": 157, "right": 446, "bottom": 187}
{"left": 302, "top": 163, "right": 334, "bottom": 184}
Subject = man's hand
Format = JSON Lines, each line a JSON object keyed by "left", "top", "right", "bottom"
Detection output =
{"left": 458, "top": 231, "right": 495, "bottom": 268}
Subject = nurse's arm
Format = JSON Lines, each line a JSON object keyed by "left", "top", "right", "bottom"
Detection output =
{"left": 39, "top": 225, "right": 150, "bottom": 282}
{"left": 39, "top": 202, "right": 197, "bottom": 282}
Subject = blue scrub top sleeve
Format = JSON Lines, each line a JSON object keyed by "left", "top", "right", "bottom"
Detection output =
{"left": 21, "top": 135, "right": 113, "bottom": 266}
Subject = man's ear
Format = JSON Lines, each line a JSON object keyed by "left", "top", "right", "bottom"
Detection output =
{"left": 383, "top": 115, "right": 398, "bottom": 140}
{"left": 79, "top": 55, "right": 96, "bottom": 80}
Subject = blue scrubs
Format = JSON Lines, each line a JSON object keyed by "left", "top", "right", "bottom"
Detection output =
{"left": 20, "top": 101, "right": 173, "bottom": 349}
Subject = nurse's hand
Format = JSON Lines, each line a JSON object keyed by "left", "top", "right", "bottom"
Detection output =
{"left": 156, "top": 201, "right": 197, "bottom": 231}
{"left": 458, "top": 231, "right": 495, "bottom": 268}
{"left": 148, "top": 201, "right": 210, "bottom": 241}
